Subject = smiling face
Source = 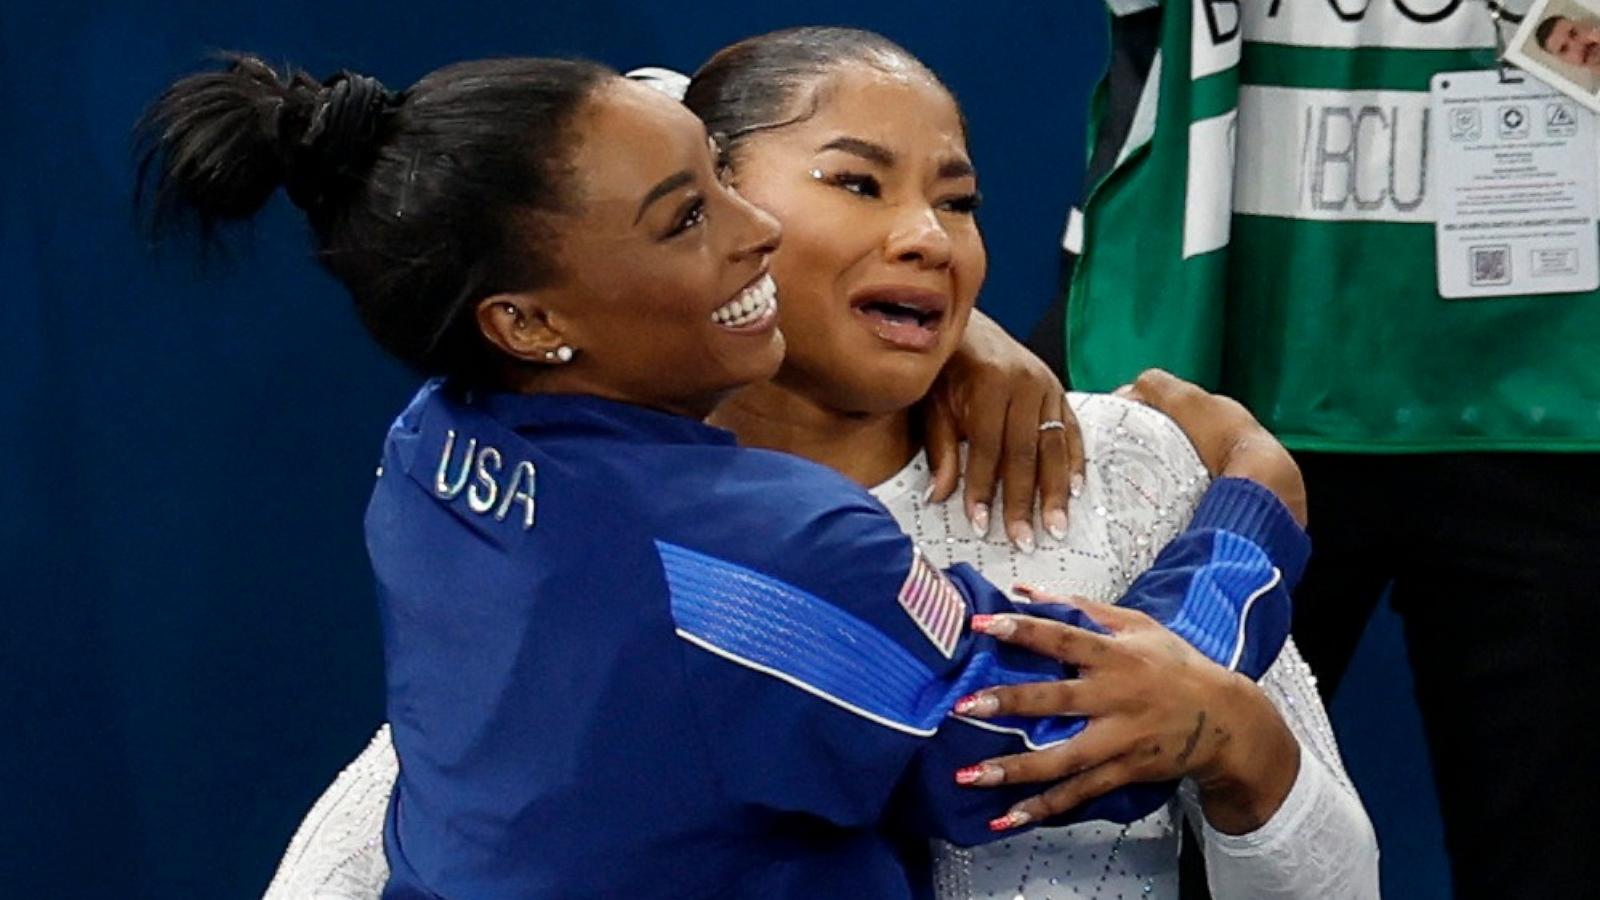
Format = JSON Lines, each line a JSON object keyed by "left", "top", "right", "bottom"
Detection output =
{"left": 1542, "top": 16, "right": 1600, "bottom": 70}
{"left": 480, "top": 77, "right": 785, "bottom": 417}
{"left": 725, "top": 62, "right": 986, "bottom": 416}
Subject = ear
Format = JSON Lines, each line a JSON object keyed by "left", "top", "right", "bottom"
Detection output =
{"left": 475, "top": 292, "right": 573, "bottom": 365}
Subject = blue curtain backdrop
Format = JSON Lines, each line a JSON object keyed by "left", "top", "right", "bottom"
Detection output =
{"left": 1, "top": 2, "right": 1445, "bottom": 897}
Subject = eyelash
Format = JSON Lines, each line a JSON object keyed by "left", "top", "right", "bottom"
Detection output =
{"left": 666, "top": 198, "right": 706, "bottom": 238}
{"left": 942, "top": 192, "right": 984, "bottom": 214}
{"left": 822, "top": 171, "right": 982, "bottom": 215}
{"left": 665, "top": 148, "right": 739, "bottom": 240}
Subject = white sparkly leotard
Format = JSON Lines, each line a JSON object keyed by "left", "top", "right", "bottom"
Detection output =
{"left": 884, "top": 394, "right": 1379, "bottom": 900}
{"left": 263, "top": 394, "right": 1378, "bottom": 899}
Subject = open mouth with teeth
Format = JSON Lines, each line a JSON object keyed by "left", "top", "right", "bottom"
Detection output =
{"left": 711, "top": 274, "right": 779, "bottom": 331}
{"left": 851, "top": 292, "right": 948, "bottom": 351}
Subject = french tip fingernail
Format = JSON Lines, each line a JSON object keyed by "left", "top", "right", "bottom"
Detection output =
{"left": 1045, "top": 510, "right": 1068, "bottom": 540}
{"left": 1011, "top": 525, "right": 1035, "bottom": 555}
{"left": 1070, "top": 473, "right": 1085, "bottom": 498}
{"left": 970, "top": 504, "right": 989, "bottom": 536}
{"left": 922, "top": 484, "right": 936, "bottom": 504}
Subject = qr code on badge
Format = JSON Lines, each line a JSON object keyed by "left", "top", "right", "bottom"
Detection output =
{"left": 1469, "top": 245, "right": 1511, "bottom": 286}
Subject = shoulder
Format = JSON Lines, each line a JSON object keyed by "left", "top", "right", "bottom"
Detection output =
{"left": 655, "top": 450, "right": 969, "bottom": 670}
{"left": 663, "top": 446, "right": 905, "bottom": 553}
{"left": 660, "top": 446, "right": 912, "bottom": 578}
{"left": 1069, "top": 392, "right": 1206, "bottom": 475}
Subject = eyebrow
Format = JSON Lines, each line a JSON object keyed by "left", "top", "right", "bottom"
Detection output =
{"left": 819, "top": 136, "right": 975, "bottom": 180}
{"left": 635, "top": 170, "right": 694, "bottom": 224}
{"left": 818, "top": 137, "right": 895, "bottom": 167}
{"left": 938, "top": 158, "right": 976, "bottom": 180}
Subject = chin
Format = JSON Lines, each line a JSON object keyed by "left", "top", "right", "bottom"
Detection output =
{"left": 735, "top": 330, "right": 787, "bottom": 385}
{"left": 834, "top": 362, "right": 942, "bottom": 416}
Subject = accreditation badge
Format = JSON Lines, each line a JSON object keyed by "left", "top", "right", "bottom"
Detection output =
{"left": 1502, "top": 0, "right": 1600, "bottom": 114}
{"left": 1430, "top": 68, "right": 1600, "bottom": 298}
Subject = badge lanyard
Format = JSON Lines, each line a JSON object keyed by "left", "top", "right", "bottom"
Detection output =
{"left": 1486, "top": 0, "right": 1526, "bottom": 82}
{"left": 1429, "top": 0, "right": 1600, "bottom": 299}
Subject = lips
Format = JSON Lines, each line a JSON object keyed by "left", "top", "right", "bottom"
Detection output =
{"left": 848, "top": 285, "right": 950, "bottom": 352}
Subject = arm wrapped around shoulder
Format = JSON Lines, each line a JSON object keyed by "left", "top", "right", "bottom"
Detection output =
{"left": 661, "top": 478, "right": 1304, "bottom": 846}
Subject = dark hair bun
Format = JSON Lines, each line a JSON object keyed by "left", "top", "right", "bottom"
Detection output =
{"left": 136, "top": 54, "right": 398, "bottom": 235}
{"left": 138, "top": 54, "right": 613, "bottom": 386}
{"left": 283, "top": 69, "right": 397, "bottom": 211}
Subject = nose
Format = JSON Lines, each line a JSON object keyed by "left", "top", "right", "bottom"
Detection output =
{"left": 729, "top": 191, "right": 782, "bottom": 262}
{"left": 884, "top": 206, "right": 952, "bottom": 270}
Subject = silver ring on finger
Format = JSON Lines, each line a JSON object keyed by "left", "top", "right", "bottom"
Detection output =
{"left": 1037, "top": 419, "right": 1067, "bottom": 433}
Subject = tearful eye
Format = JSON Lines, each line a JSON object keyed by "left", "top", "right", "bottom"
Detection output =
{"left": 940, "top": 192, "right": 983, "bottom": 215}
{"left": 824, "top": 172, "right": 882, "bottom": 199}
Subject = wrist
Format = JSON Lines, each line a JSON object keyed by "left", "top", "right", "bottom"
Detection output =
{"left": 1217, "top": 437, "right": 1307, "bottom": 526}
{"left": 1195, "top": 673, "right": 1300, "bottom": 835}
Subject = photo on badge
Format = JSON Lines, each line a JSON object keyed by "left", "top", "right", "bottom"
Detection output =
{"left": 1506, "top": 0, "right": 1600, "bottom": 112}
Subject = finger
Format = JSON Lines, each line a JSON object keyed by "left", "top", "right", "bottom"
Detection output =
{"left": 971, "top": 612, "right": 1116, "bottom": 665}
{"left": 1011, "top": 583, "right": 1074, "bottom": 606}
{"left": 1035, "top": 392, "right": 1073, "bottom": 542}
{"left": 1011, "top": 585, "right": 1149, "bottom": 634}
{"left": 1062, "top": 400, "right": 1087, "bottom": 503}
{"left": 1127, "top": 368, "right": 1207, "bottom": 416}
{"left": 961, "top": 395, "right": 1009, "bottom": 538}
{"left": 922, "top": 392, "right": 962, "bottom": 504}
{"left": 993, "top": 758, "right": 1138, "bottom": 830}
{"left": 960, "top": 723, "right": 1124, "bottom": 789}
{"left": 1012, "top": 584, "right": 1077, "bottom": 604}
{"left": 953, "top": 677, "right": 1098, "bottom": 719}
{"left": 1000, "top": 386, "right": 1047, "bottom": 553}
{"left": 1060, "top": 594, "right": 1150, "bottom": 634}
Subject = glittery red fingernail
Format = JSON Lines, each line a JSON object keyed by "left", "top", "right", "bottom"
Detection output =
{"left": 988, "top": 809, "right": 1032, "bottom": 832}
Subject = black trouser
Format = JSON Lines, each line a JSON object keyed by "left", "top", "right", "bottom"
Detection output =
{"left": 1289, "top": 451, "right": 1600, "bottom": 898}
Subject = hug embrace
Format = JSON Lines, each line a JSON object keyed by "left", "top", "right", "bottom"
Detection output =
{"left": 138, "top": 26, "right": 1378, "bottom": 900}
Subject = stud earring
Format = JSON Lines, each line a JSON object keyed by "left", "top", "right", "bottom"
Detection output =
{"left": 545, "top": 345, "right": 574, "bottom": 363}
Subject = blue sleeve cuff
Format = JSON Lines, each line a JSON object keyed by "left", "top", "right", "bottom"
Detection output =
{"left": 1189, "top": 477, "right": 1311, "bottom": 588}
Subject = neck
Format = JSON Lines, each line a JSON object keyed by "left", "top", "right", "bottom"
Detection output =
{"left": 503, "top": 367, "right": 720, "bottom": 421}
{"left": 707, "top": 379, "right": 919, "bottom": 490}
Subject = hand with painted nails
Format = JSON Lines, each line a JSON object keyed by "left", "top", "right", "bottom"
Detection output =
{"left": 924, "top": 310, "right": 1085, "bottom": 552}
{"left": 956, "top": 587, "right": 1300, "bottom": 836}
{"left": 1113, "top": 369, "right": 1306, "bottom": 526}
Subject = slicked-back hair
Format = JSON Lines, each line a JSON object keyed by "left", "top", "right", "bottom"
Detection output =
{"left": 683, "top": 27, "right": 959, "bottom": 157}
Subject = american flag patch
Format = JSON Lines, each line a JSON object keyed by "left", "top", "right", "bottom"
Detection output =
{"left": 897, "top": 550, "right": 967, "bottom": 658}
